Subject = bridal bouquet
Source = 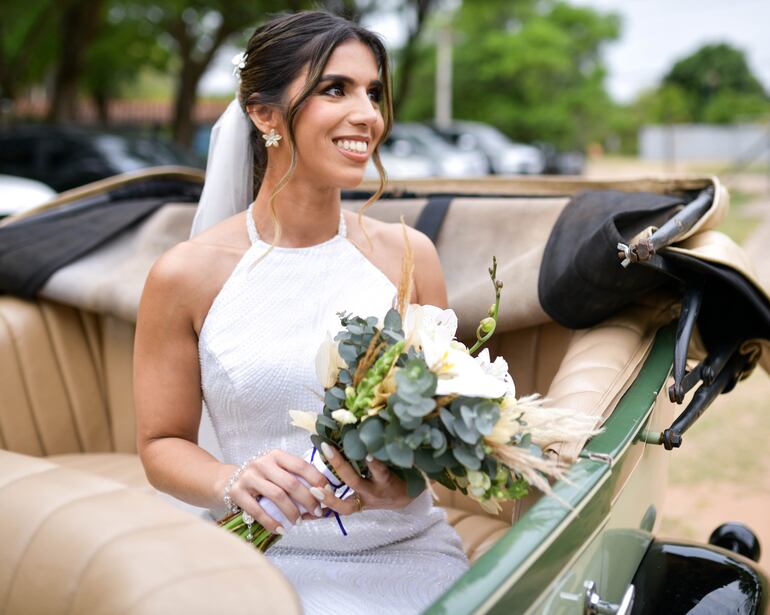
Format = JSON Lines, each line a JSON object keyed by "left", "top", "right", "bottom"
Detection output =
{"left": 220, "top": 258, "right": 598, "bottom": 550}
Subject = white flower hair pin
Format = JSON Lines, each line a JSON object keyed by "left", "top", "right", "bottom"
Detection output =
{"left": 231, "top": 51, "right": 247, "bottom": 79}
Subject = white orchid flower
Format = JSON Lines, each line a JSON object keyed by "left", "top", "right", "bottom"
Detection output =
{"left": 475, "top": 348, "right": 516, "bottom": 396}
{"left": 403, "top": 304, "right": 509, "bottom": 399}
{"left": 404, "top": 304, "right": 458, "bottom": 365}
{"left": 315, "top": 332, "right": 347, "bottom": 388}
{"left": 433, "top": 347, "right": 509, "bottom": 398}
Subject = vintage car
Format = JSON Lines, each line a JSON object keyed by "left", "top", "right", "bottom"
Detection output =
{"left": 0, "top": 168, "right": 767, "bottom": 614}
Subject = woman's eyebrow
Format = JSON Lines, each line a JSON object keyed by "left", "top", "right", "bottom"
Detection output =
{"left": 319, "top": 74, "right": 383, "bottom": 88}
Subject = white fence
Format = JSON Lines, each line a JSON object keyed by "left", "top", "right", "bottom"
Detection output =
{"left": 640, "top": 124, "right": 770, "bottom": 165}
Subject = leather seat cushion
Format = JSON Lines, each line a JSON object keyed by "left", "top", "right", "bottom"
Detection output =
{"left": 44, "top": 452, "right": 510, "bottom": 562}
{"left": 46, "top": 453, "right": 153, "bottom": 491}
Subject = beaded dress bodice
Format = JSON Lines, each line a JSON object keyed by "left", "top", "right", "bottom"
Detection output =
{"left": 198, "top": 204, "right": 468, "bottom": 614}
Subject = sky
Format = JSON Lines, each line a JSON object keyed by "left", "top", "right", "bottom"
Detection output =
{"left": 199, "top": 0, "right": 770, "bottom": 104}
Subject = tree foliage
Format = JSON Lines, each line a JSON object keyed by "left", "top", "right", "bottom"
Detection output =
{"left": 640, "top": 43, "right": 769, "bottom": 125}
{"left": 397, "top": 0, "right": 620, "bottom": 150}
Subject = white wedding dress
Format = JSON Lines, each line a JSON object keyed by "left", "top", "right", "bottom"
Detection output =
{"left": 198, "top": 205, "right": 469, "bottom": 614}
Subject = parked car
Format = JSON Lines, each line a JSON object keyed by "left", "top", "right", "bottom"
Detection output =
{"left": 536, "top": 142, "right": 586, "bottom": 176}
{"left": 428, "top": 120, "right": 545, "bottom": 175}
{"left": 0, "top": 174, "right": 56, "bottom": 218}
{"left": 0, "top": 125, "right": 203, "bottom": 192}
{"left": 364, "top": 141, "right": 434, "bottom": 180}
{"left": 0, "top": 171, "right": 767, "bottom": 614}
{"left": 386, "top": 122, "right": 490, "bottom": 178}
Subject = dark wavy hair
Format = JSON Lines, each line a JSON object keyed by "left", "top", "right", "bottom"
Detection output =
{"left": 238, "top": 11, "right": 392, "bottom": 244}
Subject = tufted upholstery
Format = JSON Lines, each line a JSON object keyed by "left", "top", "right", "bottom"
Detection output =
{"left": 0, "top": 450, "right": 301, "bottom": 614}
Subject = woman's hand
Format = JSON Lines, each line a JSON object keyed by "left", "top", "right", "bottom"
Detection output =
{"left": 316, "top": 443, "right": 414, "bottom": 514}
{"left": 226, "top": 450, "right": 355, "bottom": 533}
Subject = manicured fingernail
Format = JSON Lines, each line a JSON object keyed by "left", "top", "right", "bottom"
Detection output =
{"left": 321, "top": 442, "right": 335, "bottom": 459}
{"left": 310, "top": 487, "right": 326, "bottom": 501}
{"left": 295, "top": 517, "right": 303, "bottom": 527}
{"left": 324, "top": 484, "right": 335, "bottom": 494}
{"left": 365, "top": 454, "right": 373, "bottom": 462}
{"left": 275, "top": 526, "right": 285, "bottom": 535}
{"left": 314, "top": 506, "right": 322, "bottom": 517}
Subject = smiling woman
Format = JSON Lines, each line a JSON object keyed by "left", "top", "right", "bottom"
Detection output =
{"left": 133, "top": 10, "right": 466, "bottom": 615}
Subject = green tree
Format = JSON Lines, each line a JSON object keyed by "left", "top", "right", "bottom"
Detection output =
{"left": 661, "top": 42, "right": 768, "bottom": 123}
{"left": 0, "top": 0, "right": 58, "bottom": 102}
{"left": 397, "top": 0, "right": 620, "bottom": 150}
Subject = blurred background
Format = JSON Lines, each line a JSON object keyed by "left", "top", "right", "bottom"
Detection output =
{"left": 1, "top": 0, "right": 769, "bottom": 573}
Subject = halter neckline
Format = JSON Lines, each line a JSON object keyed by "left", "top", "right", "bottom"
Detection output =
{"left": 246, "top": 201, "right": 347, "bottom": 248}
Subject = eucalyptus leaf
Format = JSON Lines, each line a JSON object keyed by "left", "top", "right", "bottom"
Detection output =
{"left": 382, "top": 329, "right": 405, "bottom": 344}
{"left": 398, "top": 413, "right": 423, "bottom": 431}
{"left": 406, "top": 398, "right": 436, "bottom": 418}
{"left": 342, "top": 429, "right": 367, "bottom": 461}
{"left": 324, "top": 390, "right": 343, "bottom": 410}
{"left": 414, "top": 448, "right": 445, "bottom": 473}
{"left": 460, "top": 404, "right": 476, "bottom": 428}
{"left": 386, "top": 440, "right": 414, "bottom": 468}
{"left": 383, "top": 308, "right": 402, "bottom": 332}
{"left": 338, "top": 343, "right": 357, "bottom": 365}
{"left": 439, "top": 407, "right": 456, "bottom": 436}
{"left": 453, "top": 417, "right": 480, "bottom": 445}
{"left": 403, "top": 468, "right": 427, "bottom": 497}
{"left": 430, "top": 429, "right": 447, "bottom": 456}
{"left": 452, "top": 444, "right": 482, "bottom": 470}
{"left": 316, "top": 414, "right": 338, "bottom": 431}
{"left": 359, "top": 417, "right": 385, "bottom": 451}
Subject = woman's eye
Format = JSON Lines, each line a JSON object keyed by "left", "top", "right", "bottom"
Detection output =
{"left": 323, "top": 84, "right": 344, "bottom": 97}
{"left": 368, "top": 88, "right": 382, "bottom": 103}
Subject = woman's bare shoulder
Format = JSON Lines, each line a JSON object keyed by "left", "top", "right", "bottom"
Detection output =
{"left": 141, "top": 213, "right": 250, "bottom": 328}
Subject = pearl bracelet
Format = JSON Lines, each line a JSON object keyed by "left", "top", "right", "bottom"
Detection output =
{"left": 223, "top": 455, "right": 258, "bottom": 514}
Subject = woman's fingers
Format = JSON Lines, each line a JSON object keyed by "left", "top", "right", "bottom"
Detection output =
{"left": 249, "top": 476, "right": 302, "bottom": 525}
{"left": 261, "top": 463, "right": 323, "bottom": 520}
{"left": 320, "top": 443, "right": 364, "bottom": 491}
{"left": 273, "top": 450, "right": 330, "bottom": 490}
{"left": 231, "top": 491, "right": 284, "bottom": 535}
{"left": 365, "top": 456, "right": 390, "bottom": 483}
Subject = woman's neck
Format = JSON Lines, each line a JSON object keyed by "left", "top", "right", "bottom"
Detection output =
{"left": 251, "top": 174, "right": 342, "bottom": 247}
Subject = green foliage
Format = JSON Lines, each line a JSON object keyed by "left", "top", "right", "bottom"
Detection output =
{"left": 635, "top": 43, "right": 770, "bottom": 126}
{"left": 82, "top": 3, "right": 172, "bottom": 100}
{"left": 398, "top": 0, "right": 620, "bottom": 150}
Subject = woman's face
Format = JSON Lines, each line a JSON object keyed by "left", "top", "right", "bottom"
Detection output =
{"left": 281, "top": 39, "right": 385, "bottom": 190}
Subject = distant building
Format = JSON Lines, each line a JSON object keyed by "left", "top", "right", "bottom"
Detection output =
{"left": 640, "top": 124, "right": 770, "bottom": 165}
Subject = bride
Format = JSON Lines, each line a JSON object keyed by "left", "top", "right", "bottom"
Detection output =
{"left": 134, "top": 10, "right": 468, "bottom": 614}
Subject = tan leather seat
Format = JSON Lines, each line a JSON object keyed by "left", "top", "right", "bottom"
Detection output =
{"left": 0, "top": 450, "right": 301, "bottom": 614}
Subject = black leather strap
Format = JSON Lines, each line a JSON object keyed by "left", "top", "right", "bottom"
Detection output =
{"left": 414, "top": 195, "right": 452, "bottom": 243}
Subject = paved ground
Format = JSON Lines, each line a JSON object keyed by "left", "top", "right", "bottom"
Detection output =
{"left": 586, "top": 158, "right": 770, "bottom": 576}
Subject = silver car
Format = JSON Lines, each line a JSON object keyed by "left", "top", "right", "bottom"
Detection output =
{"left": 385, "top": 122, "right": 489, "bottom": 178}
{"left": 430, "top": 120, "right": 545, "bottom": 175}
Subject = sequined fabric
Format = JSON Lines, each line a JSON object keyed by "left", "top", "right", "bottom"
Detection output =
{"left": 198, "top": 206, "right": 469, "bottom": 614}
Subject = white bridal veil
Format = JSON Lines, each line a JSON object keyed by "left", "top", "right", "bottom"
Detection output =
{"left": 189, "top": 98, "right": 254, "bottom": 237}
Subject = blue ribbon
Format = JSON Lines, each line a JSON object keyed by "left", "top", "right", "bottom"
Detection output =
{"left": 311, "top": 446, "right": 349, "bottom": 536}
